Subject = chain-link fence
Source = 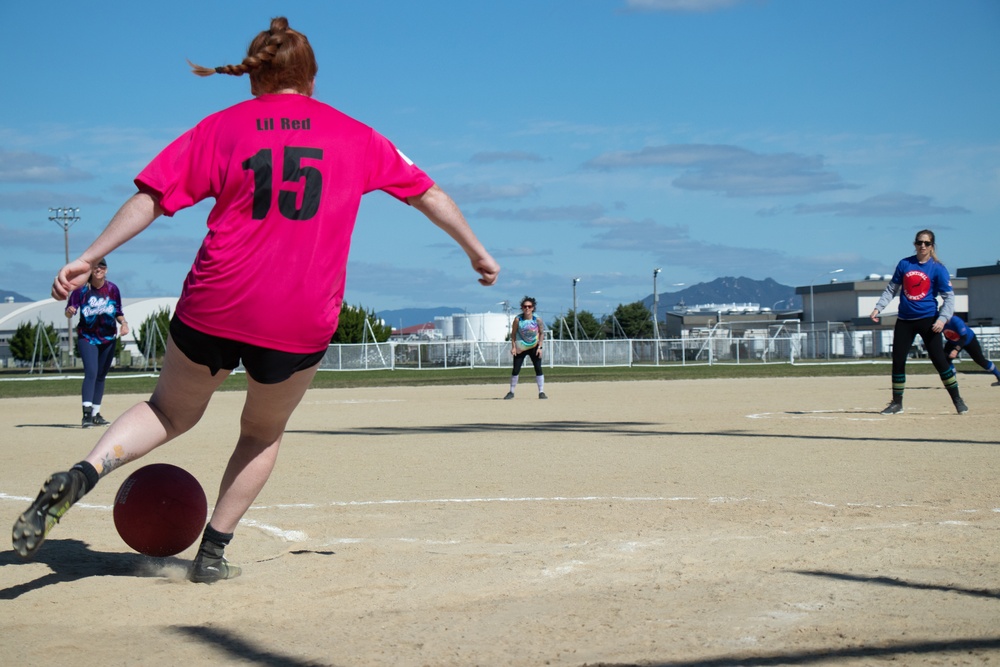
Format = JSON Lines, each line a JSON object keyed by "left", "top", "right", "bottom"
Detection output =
{"left": 313, "top": 321, "right": 971, "bottom": 371}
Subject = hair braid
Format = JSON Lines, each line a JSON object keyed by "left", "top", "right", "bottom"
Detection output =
{"left": 187, "top": 16, "right": 316, "bottom": 95}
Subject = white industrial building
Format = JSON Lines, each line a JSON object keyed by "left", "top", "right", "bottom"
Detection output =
{"left": 0, "top": 296, "right": 178, "bottom": 367}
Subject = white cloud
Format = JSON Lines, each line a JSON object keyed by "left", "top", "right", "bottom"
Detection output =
{"left": 585, "top": 143, "right": 855, "bottom": 197}
{"left": 475, "top": 203, "right": 607, "bottom": 222}
{"left": 446, "top": 183, "right": 538, "bottom": 204}
{"left": 788, "top": 193, "right": 971, "bottom": 218}
{"left": 0, "top": 190, "right": 105, "bottom": 211}
{"left": 469, "top": 151, "right": 545, "bottom": 164}
{"left": 0, "top": 150, "right": 93, "bottom": 183}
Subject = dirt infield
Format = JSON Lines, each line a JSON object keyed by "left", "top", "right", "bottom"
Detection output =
{"left": 1, "top": 374, "right": 998, "bottom": 666}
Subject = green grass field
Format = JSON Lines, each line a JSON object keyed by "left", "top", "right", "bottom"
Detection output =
{"left": 0, "top": 359, "right": 951, "bottom": 399}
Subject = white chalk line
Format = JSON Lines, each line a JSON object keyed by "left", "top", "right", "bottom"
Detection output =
{"left": 2, "top": 493, "right": 996, "bottom": 550}
{"left": 3, "top": 491, "right": 997, "bottom": 516}
{"left": 747, "top": 409, "right": 884, "bottom": 421}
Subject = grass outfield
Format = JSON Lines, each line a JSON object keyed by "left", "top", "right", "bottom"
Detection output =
{"left": 0, "top": 359, "right": 955, "bottom": 399}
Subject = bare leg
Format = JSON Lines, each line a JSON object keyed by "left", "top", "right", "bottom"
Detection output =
{"left": 207, "top": 363, "right": 319, "bottom": 533}
{"left": 83, "top": 338, "right": 229, "bottom": 478}
{"left": 12, "top": 337, "right": 227, "bottom": 559}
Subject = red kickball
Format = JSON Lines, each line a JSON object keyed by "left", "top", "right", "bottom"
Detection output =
{"left": 113, "top": 463, "right": 208, "bottom": 557}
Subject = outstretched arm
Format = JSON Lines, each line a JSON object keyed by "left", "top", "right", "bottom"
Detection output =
{"left": 52, "top": 192, "right": 164, "bottom": 300}
{"left": 408, "top": 185, "right": 499, "bottom": 286}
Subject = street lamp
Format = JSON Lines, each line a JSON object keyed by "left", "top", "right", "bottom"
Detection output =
{"left": 652, "top": 268, "right": 661, "bottom": 340}
{"left": 572, "top": 278, "right": 580, "bottom": 340}
{"left": 48, "top": 207, "right": 80, "bottom": 363}
{"left": 809, "top": 268, "right": 844, "bottom": 323}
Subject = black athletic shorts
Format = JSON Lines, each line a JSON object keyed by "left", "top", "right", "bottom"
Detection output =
{"left": 169, "top": 316, "right": 325, "bottom": 385}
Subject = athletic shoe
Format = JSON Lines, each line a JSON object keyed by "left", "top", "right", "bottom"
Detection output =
{"left": 91, "top": 413, "right": 111, "bottom": 426}
{"left": 81, "top": 413, "right": 94, "bottom": 428}
{"left": 880, "top": 401, "right": 904, "bottom": 415}
{"left": 538, "top": 392, "right": 548, "bottom": 399}
{"left": 503, "top": 392, "right": 515, "bottom": 400}
{"left": 189, "top": 553, "right": 243, "bottom": 584}
{"left": 954, "top": 398, "right": 969, "bottom": 415}
{"left": 992, "top": 381, "right": 1000, "bottom": 387}
{"left": 12, "top": 469, "right": 87, "bottom": 558}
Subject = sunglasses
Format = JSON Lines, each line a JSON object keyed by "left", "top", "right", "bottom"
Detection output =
{"left": 521, "top": 305, "right": 534, "bottom": 309}
{"left": 914, "top": 240, "right": 933, "bottom": 247}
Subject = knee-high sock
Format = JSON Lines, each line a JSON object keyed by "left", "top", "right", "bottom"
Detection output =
{"left": 891, "top": 373, "right": 905, "bottom": 403}
{"left": 939, "top": 366, "right": 961, "bottom": 400}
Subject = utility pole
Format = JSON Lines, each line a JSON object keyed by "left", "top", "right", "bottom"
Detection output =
{"left": 652, "top": 268, "right": 661, "bottom": 340}
{"left": 572, "top": 278, "right": 580, "bottom": 340}
{"left": 49, "top": 207, "right": 80, "bottom": 364}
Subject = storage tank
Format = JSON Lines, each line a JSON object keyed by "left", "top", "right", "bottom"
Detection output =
{"left": 452, "top": 312, "right": 509, "bottom": 342}
{"left": 434, "top": 316, "right": 455, "bottom": 338}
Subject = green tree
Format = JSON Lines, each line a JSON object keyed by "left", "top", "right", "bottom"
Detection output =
{"left": 9, "top": 321, "right": 60, "bottom": 363}
{"left": 331, "top": 304, "right": 392, "bottom": 344}
{"left": 549, "top": 309, "right": 604, "bottom": 340}
{"left": 137, "top": 307, "right": 172, "bottom": 360}
{"left": 612, "top": 301, "right": 655, "bottom": 339}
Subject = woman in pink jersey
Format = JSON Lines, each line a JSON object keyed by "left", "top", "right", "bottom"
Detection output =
{"left": 13, "top": 17, "right": 499, "bottom": 583}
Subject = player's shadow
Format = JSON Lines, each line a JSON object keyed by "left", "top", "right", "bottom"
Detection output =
{"left": 288, "top": 419, "right": 669, "bottom": 438}
{"left": 170, "top": 625, "right": 341, "bottom": 667}
{"left": 0, "top": 538, "right": 188, "bottom": 599}
{"left": 594, "top": 636, "right": 1000, "bottom": 667}
{"left": 286, "top": 420, "right": 1000, "bottom": 447}
{"left": 791, "top": 568, "right": 1000, "bottom": 599}
{"left": 14, "top": 423, "right": 89, "bottom": 429}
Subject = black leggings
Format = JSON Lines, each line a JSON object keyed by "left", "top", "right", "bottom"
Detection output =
{"left": 945, "top": 337, "right": 993, "bottom": 371}
{"left": 891, "top": 317, "right": 950, "bottom": 376}
{"left": 511, "top": 347, "right": 543, "bottom": 377}
{"left": 890, "top": 317, "right": 962, "bottom": 402}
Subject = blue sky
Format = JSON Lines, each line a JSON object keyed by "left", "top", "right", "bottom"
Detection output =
{"left": 2, "top": 0, "right": 998, "bottom": 321}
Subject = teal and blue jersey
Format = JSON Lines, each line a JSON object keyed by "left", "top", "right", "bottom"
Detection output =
{"left": 514, "top": 314, "right": 541, "bottom": 353}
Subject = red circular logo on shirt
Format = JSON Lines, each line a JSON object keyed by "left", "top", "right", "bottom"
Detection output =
{"left": 903, "top": 270, "right": 930, "bottom": 301}
{"left": 943, "top": 329, "right": 960, "bottom": 342}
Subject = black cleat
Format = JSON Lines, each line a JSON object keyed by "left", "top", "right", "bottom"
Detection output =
{"left": 954, "top": 398, "right": 969, "bottom": 415}
{"left": 91, "top": 413, "right": 111, "bottom": 426}
{"left": 503, "top": 392, "right": 515, "bottom": 400}
{"left": 189, "top": 553, "right": 243, "bottom": 584}
{"left": 12, "top": 470, "right": 87, "bottom": 558}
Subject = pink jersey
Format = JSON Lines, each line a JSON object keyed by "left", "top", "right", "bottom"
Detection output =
{"left": 135, "top": 94, "right": 434, "bottom": 353}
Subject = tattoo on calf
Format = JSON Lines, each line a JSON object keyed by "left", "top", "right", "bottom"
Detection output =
{"left": 98, "top": 444, "right": 134, "bottom": 477}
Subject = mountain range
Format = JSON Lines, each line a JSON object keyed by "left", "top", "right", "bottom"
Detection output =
{"left": 645, "top": 276, "right": 800, "bottom": 319}
{"left": 0, "top": 290, "right": 33, "bottom": 303}
{"left": 378, "top": 276, "right": 801, "bottom": 329}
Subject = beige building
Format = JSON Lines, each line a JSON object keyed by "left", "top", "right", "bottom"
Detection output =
{"left": 797, "top": 276, "right": 969, "bottom": 326}
{"left": 957, "top": 262, "right": 1000, "bottom": 326}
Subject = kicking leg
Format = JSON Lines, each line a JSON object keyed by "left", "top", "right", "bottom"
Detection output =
{"left": 12, "top": 338, "right": 227, "bottom": 558}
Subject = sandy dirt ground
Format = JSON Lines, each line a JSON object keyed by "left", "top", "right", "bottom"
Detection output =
{"left": 1, "top": 372, "right": 998, "bottom": 667}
